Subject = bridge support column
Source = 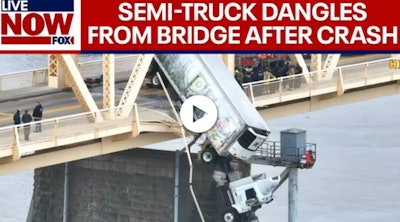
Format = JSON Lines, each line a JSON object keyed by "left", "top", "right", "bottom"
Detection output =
{"left": 59, "top": 55, "right": 102, "bottom": 121}
{"left": 220, "top": 54, "right": 235, "bottom": 75}
{"left": 103, "top": 54, "right": 115, "bottom": 119}
{"left": 288, "top": 168, "right": 298, "bottom": 222}
{"left": 47, "top": 54, "right": 65, "bottom": 89}
{"left": 310, "top": 54, "right": 321, "bottom": 82}
{"left": 321, "top": 54, "right": 341, "bottom": 79}
{"left": 310, "top": 54, "right": 322, "bottom": 71}
{"left": 118, "top": 54, "right": 154, "bottom": 117}
{"left": 48, "top": 54, "right": 78, "bottom": 89}
{"left": 28, "top": 149, "right": 250, "bottom": 222}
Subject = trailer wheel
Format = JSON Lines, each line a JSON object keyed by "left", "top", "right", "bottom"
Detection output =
{"left": 223, "top": 208, "right": 240, "bottom": 222}
{"left": 151, "top": 75, "right": 161, "bottom": 88}
{"left": 201, "top": 147, "right": 218, "bottom": 164}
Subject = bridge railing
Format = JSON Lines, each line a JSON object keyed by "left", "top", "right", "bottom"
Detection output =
{"left": 0, "top": 68, "right": 48, "bottom": 91}
{"left": 0, "top": 55, "right": 139, "bottom": 91}
{"left": 243, "top": 57, "right": 400, "bottom": 107}
{"left": 0, "top": 104, "right": 177, "bottom": 159}
{"left": 78, "top": 54, "right": 138, "bottom": 79}
{"left": 249, "top": 141, "right": 317, "bottom": 168}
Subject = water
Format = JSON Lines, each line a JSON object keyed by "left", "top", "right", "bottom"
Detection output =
{"left": 252, "top": 94, "right": 400, "bottom": 222}
{"left": 0, "top": 54, "right": 111, "bottom": 74}
{"left": 0, "top": 171, "right": 33, "bottom": 222}
{"left": 0, "top": 55, "right": 399, "bottom": 221}
{"left": 0, "top": 55, "right": 48, "bottom": 73}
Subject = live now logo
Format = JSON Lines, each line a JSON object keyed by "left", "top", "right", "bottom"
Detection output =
{"left": 1, "top": 13, "right": 75, "bottom": 44}
{"left": 0, "top": 0, "right": 80, "bottom": 51}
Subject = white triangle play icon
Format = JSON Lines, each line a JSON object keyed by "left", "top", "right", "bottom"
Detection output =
{"left": 180, "top": 95, "right": 218, "bottom": 133}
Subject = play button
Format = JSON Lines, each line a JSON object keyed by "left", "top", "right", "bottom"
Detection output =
{"left": 180, "top": 95, "right": 218, "bottom": 133}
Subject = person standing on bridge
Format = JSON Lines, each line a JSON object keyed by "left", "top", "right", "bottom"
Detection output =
{"left": 33, "top": 101, "right": 43, "bottom": 132}
{"left": 22, "top": 110, "right": 33, "bottom": 141}
{"left": 294, "top": 63, "right": 303, "bottom": 89}
{"left": 13, "top": 109, "right": 21, "bottom": 132}
{"left": 264, "top": 67, "right": 277, "bottom": 94}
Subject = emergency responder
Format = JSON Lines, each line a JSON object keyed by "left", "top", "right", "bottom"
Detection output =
{"left": 264, "top": 67, "right": 277, "bottom": 94}
{"left": 234, "top": 68, "right": 243, "bottom": 85}
{"left": 301, "top": 150, "right": 314, "bottom": 168}
{"left": 243, "top": 67, "right": 253, "bottom": 83}
{"left": 294, "top": 63, "right": 303, "bottom": 88}
{"left": 252, "top": 64, "right": 264, "bottom": 82}
{"left": 33, "top": 101, "right": 43, "bottom": 132}
{"left": 22, "top": 110, "right": 32, "bottom": 141}
{"left": 13, "top": 109, "right": 21, "bottom": 132}
{"left": 284, "top": 62, "right": 295, "bottom": 90}
{"left": 250, "top": 65, "right": 265, "bottom": 96}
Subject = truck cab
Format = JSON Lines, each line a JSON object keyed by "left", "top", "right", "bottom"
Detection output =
{"left": 201, "top": 127, "right": 269, "bottom": 164}
{"left": 223, "top": 173, "right": 281, "bottom": 222}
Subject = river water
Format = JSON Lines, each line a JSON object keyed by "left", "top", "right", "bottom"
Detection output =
{"left": 0, "top": 55, "right": 399, "bottom": 222}
{"left": 0, "top": 54, "right": 107, "bottom": 74}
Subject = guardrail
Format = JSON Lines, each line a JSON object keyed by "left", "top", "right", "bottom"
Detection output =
{"left": 0, "top": 104, "right": 178, "bottom": 161}
{"left": 250, "top": 141, "right": 317, "bottom": 167}
{"left": 242, "top": 57, "right": 400, "bottom": 107}
{"left": 0, "top": 55, "right": 139, "bottom": 91}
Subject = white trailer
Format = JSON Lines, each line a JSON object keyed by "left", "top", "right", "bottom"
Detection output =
{"left": 154, "top": 54, "right": 270, "bottom": 163}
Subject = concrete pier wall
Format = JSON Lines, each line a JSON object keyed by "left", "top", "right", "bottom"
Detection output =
{"left": 28, "top": 149, "right": 250, "bottom": 222}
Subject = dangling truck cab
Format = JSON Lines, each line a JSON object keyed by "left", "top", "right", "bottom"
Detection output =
{"left": 224, "top": 173, "right": 281, "bottom": 222}
{"left": 153, "top": 54, "right": 270, "bottom": 163}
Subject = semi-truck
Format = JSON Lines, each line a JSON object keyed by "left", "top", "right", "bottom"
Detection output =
{"left": 150, "top": 54, "right": 294, "bottom": 222}
{"left": 153, "top": 54, "right": 270, "bottom": 163}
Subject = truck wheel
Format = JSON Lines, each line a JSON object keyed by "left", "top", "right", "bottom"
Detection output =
{"left": 201, "top": 147, "right": 218, "bottom": 164}
{"left": 223, "top": 208, "right": 240, "bottom": 222}
{"left": 151, "top": 75, "right": 161, "bottom": 88}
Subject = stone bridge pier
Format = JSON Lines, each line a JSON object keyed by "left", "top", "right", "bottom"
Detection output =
{"left": 27, "top": 148, "right": 250, "bottom": 222}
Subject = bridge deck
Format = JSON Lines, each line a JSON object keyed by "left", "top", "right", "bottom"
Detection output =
{"left": 0, "top": 106, "right": 181, "bottom": 161}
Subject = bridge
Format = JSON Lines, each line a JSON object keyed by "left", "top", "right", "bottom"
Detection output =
{"left": 0, "top": 54, "right": 398, "bottom": 222}
{"left": 0, "top": 54, "right": 398, "bottom": 174}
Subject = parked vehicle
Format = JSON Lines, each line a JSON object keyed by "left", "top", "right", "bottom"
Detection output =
{"left": 153, "top": 54, "right": 270, "bottom": 163}
{"left": 84, "top": 74, "right": 103, "bottom": 88}
{"left": 143, "top": 60, "right": 164, "bottom": 88}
